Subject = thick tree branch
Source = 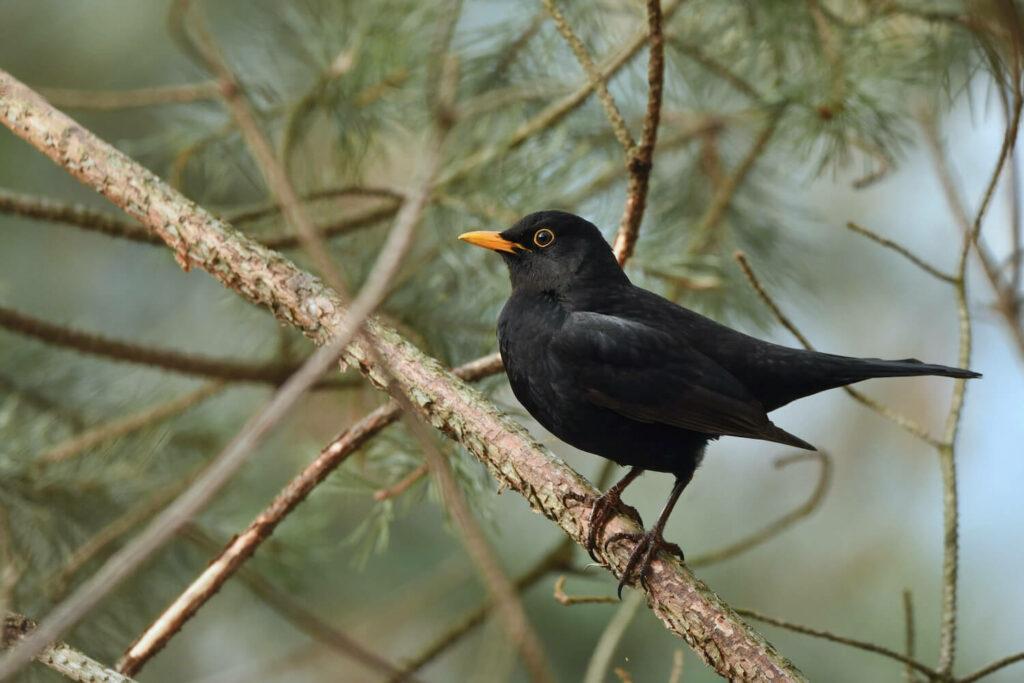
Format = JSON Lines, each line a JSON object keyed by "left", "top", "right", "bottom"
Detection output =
{"left": 0, "top": 68, "right": 805, "bottom": 682}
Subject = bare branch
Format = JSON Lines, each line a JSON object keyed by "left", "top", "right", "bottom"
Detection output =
{"left": 958, "top": 651, "right": 1024, "bottom": 683}
{"left": 735, "top": 609, "right": 937, "bottom": 678}
{"left": 0, "top": 305, "right": 354, "bottom": 389}
{"left": 845, "top": 221, "right": 954, "bottom": 283}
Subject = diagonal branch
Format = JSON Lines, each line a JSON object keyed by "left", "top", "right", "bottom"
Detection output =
{"left": 0, "top": 68, "right": 806, "bottom": 683}
{"left": 2, "top": 614, "right": 137, "bottom": 683}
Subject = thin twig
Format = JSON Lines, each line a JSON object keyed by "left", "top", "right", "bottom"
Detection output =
{"left": 552, "top": 576, "right": 619, "bottom": 605}
{"left": 0, "top": 306, "right": 353, "bottom": 389}
{"left": 957, "top": 651, "right": 1024, "bottom": 683}
{"left": 688, "top": 451, "right": 831, "bottom": 568}
{"left": 2, "top": 614, "right": 138, "bottom": 683}
{"left": 690, "top": 111, "right": 782, "bottom": 253}
{"left": 180, "top": 525, "right": 417, "bottom": 681}
{"left": 613, "top": 0, "right": 666, "bottom": 266}
{"left": 374, "top": 463, "right": 429, "bottom": 501}
{"left": 667, "top": 649, "right": 684, "bottom": 683}
{"left": 735, "top": 608, "right": 937, "bottom": 678}
{"left": 391, "top": 541, "right": 574, "bottom": 681}
{"left": 902, "top": 589, "right": 916, "bottom": 683}
{"left": 582, "top": 591, "right": 645, "bottom": 683}
{"left": 37, "top": 381, "right": 226, "bottom": 466}
{"left": 845, "top": 222, "right": 954, "bottom": 283}
{"left": 539, "top": 0, "right": 635, "bottom": 153}
{"left": 733, "top": 251, "right": 941, "bottom": 446}
{"left": 37, "top": 82, "right": 221, "bottom": 110}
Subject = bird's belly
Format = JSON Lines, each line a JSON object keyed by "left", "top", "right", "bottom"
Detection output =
{"left": 505, "top": 360, "right": 708, "bottom": 475}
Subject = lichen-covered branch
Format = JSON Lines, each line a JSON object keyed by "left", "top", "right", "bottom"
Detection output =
{"left": 0, "top": 68, "right": 805, "bottom": 682}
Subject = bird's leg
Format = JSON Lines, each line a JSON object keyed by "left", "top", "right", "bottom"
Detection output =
{"left": 607, "top": 470, "right": 693, "bottom": 598}
{"left": 563, "top": 467, "right": 644, "bottom": 562}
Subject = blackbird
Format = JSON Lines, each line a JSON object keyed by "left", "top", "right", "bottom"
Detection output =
{"left": 459, "top": 210, "right": 979, "bottom": 595}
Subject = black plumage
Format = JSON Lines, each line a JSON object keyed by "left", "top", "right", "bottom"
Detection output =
{"left": 460, "top": 210, "right": 979, "bottom": 595}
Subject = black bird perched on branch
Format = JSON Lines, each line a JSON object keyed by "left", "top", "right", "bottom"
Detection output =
{"left": 460, "top": 210, "right": 980, "bottom": 596}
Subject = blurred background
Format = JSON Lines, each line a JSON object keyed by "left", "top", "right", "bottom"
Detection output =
{"left": 1, "top": 1, "right": 1022, "bottom": 681}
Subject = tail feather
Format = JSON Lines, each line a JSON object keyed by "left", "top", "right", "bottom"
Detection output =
{"left": 848, "top": 357, "right": 980, "bottom": 380}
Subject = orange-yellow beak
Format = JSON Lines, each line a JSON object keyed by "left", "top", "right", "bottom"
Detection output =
{"left": 458, "top": 231, "right": 527, "bottom": 254}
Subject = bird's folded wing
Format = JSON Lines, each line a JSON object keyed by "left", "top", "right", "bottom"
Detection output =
{"left": 551, "top": 311, "right": 779, "bottom": 439}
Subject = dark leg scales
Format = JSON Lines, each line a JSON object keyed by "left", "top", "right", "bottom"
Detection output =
{"left": 607, "top": 471, "right": 692, "bottom": 598}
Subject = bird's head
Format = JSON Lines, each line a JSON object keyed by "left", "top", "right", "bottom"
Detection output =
{"left": 459, "top": 210, "right": 626, "bottom": 294}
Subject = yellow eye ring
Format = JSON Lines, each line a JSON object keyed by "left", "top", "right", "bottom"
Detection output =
{"left": 533, "top": 228, "right": 555, "bottom": 247}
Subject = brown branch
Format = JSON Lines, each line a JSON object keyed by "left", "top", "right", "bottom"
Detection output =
{"left": 552, "top": 575, "right": 619, "bottom": 605}
{"left": 0, "top": 186, "right": 400, "bottom": 249}
{"left": 374, "top": 462, "right": 429, "bottom": 501}
{"left": 0, "top": 305, "right": 354, "bottom": 389}
{"left": 735, "top": 608, "right": 936, "bottom": 678}
{"left": 179, "top": 525, "right": 417, "bottom": 681}
{"left": 37, "top": 82, "right": 221, "bottom": 110}
{"left": 613, "top": 0, "right": 666, "bottom": 266}
{"left": 2, "top": 613, "right": 137, "bottom": 682}
{"left": 37, "top": 381, "right": 226, "bottom": 466}
{"left": 958, "top": 651, "right": 1024, "bottom": 683}
{"left": 844, "top": 221, "right": 955, "bottom": 283}
{"left": 733, "top": 251, "right": 941, "bottom": 446}
{"left": 0, "top": 68, "right": 806, "bottom": 682}
{"left": 690, "top": 111, "right": 782, "bottom": 253}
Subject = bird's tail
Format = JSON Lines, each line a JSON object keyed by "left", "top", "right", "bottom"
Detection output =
{"left": 838, "top": 357, "right": 980, "bottom": 381}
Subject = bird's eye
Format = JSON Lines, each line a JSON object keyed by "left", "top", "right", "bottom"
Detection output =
{"left": 533, "top": 229, "right": 555, "bottom": 247}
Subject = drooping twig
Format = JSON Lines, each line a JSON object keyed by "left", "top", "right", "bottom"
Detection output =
{"left": 844, "top": 222, "right": 954, "bottom": 283}
{"left": 732, "top": 251, "right": 941, "bottom": 446}
{"left": 2, "top": 613, "right": 137, "bottom": 683}
{"left": 687, "top": 451, "right": 830, "bottom": 568}
{"left": 613, "top": 0, "right": 666, "bottom": 266}
{"left": 0, "top": 306, "right": 353, "bottom": 389}
{"left": 37, "top": 381, "right": 226, "bottom": 466}
{"left": 736, "top": 608, "right": 936, "bottom": 677}
{"left": 0, "top": 68, "right": 806, "bottom": 682}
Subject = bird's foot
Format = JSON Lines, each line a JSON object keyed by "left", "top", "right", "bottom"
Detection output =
{"left": 561, "top": 490, "right": 640, "bottom": 562}
{"left": 605, "top": 530, "right": 685, "bottom": 598}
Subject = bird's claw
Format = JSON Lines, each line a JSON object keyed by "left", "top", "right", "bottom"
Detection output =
{"left": 582, "top": 493, "right": 639, "bottom": 563}
{"left": 605, "top": 530, "right": 685, "bottom": 598}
